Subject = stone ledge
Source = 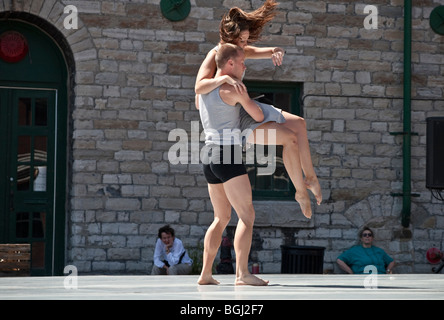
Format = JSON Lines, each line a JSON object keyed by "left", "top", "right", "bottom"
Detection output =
{"left": 228, "top": 200, "right": 314, "bottom": 228}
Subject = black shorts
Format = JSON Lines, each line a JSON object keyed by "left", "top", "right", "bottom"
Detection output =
{"left": 202, "top": 145, "right": 246, "bottom": 184}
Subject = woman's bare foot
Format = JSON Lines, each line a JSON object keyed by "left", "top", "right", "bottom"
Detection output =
{"left": 198, "top": 274, "right": 220, "bottom": 285}
{"left": 295, "top": 190, "right": 312, "bottom": 219}
{"left": 305, "top": 177, "right": 322, "bottom": 205}
{"left": 235, "top": 274, "right": 269, "bottom": 286}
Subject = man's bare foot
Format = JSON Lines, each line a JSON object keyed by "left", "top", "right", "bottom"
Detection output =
{"left": 198, "top": 275, "right": 220, "bottom": 285}
{"left": 235, "top": 274, "right": 269, "bottom": 286}
{"left": 295, "top": 190, "right": 312, "bottom": 219}
{"left": 305, "top": 177, "right": 322, "bottom": 205}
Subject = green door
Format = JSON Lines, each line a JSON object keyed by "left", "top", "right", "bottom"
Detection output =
{"left": 0, "top": 88, "right": 56, "bottom": 275}
{"left": 0, "top": 20, "right": 69, "bottom": 276}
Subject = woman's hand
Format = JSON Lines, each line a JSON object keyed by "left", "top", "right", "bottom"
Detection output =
{"left": 223, "top": 75, "right": 247, "bottom": 94}
{"left": 271, "top": 47, "right": 285, "bottom": 66}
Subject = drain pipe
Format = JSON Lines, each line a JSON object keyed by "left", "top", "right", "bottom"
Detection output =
{"left": 401, "top": 0, "right": 412, "bottom": 227}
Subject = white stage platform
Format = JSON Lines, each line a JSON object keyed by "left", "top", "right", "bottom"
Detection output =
{"left": 1, "top": 273, "right": 443, "bottom": 300}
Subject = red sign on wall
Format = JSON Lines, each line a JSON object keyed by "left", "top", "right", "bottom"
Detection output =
{"left": 0, "top": 31, "right": 29, "bottom": 63}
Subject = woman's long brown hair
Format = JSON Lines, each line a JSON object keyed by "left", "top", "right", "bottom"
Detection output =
{"left": 219, "top": 0, "right": 278, "bottom": 45}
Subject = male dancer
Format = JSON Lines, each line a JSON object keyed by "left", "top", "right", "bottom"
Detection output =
{"left": 197, "top": 44, "right": 268, "bottom": 286}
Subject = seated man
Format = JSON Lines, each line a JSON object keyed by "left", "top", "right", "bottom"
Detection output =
{"left": 151, "top": 225, "right": 193, "bottom": 275}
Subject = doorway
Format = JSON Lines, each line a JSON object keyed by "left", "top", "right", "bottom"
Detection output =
{"left": 0, "top": 19, "right": 70, "bottom": 275}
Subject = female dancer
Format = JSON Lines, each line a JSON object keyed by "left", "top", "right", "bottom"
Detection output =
{"left": 195, "top": 0, "right": 322, "bottom": 217}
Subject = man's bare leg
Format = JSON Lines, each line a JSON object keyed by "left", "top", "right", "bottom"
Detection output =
{"left": 198, "top": 183, "right": 231, "bottom": 285}
{"left": 222, "top": 174, "right": 268, "bottom": 286}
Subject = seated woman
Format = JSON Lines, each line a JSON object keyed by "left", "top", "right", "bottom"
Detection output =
{"left": 337, "top": 227, "right": 395, "bottom": 274}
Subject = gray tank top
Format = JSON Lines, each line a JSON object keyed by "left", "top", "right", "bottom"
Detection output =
{"left": 199, "top": 87, "right": 241, "bottom": 145}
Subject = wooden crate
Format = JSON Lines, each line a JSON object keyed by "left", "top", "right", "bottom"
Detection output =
{"left": 0, "top": 244, "right": 31, "bottom": 277}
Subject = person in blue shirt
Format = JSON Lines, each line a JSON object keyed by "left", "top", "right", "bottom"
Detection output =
{"left": 337, "top": 227, "right": 395, "bottom": 274}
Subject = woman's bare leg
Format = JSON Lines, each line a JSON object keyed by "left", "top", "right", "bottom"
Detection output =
{"left": 249, "top": 122, "right": 312, "bottom": 218}
{"left": 281, "top": 111, "right": 322, "bottom": 205}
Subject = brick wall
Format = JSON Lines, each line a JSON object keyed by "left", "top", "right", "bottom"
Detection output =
{"left": 3, "top": 0, "right": 443, "bottom": 274}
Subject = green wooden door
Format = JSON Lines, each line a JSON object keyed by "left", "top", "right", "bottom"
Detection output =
{"left": 0, "top": 20, "right": 69, "bottom": 276}
{"left": 0, "top": 88, "right": 56, "bottom": 275}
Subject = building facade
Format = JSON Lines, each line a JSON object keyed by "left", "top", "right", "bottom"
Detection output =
{"left": 0, "top": 0, "right": 443, "bottom": 275}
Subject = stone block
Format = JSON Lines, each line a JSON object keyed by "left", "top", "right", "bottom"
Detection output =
{"left": 106, "top": 198, "right": 141, "bottom": 211}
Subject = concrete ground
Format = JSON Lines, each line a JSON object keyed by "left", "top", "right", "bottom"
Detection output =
{"left": 0, "top": 273, "right": 443, "bottom": 300}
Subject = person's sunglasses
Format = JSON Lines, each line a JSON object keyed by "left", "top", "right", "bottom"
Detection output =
{"left": 362, "top": 233, "right": 373, "bottom": 237}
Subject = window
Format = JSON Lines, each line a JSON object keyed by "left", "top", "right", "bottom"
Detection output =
{"left": 243, "top": 81, "right": 303, "bottom": 200}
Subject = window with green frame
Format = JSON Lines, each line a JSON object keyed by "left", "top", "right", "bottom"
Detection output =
{"left": 243, "top": 81, "right": 303, "bottom": 200}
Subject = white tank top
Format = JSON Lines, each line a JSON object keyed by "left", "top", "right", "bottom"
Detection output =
{"left": 199, "top": 87, "right": 241, "bottom": 145}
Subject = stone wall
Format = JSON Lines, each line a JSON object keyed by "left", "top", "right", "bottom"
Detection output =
{"left": 3, "top": 0, "right": 443, "bottom": 274}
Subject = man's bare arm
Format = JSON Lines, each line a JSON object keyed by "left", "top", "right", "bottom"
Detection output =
{"left": 219, "top": 84, "right": 264, "bottom": 122}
